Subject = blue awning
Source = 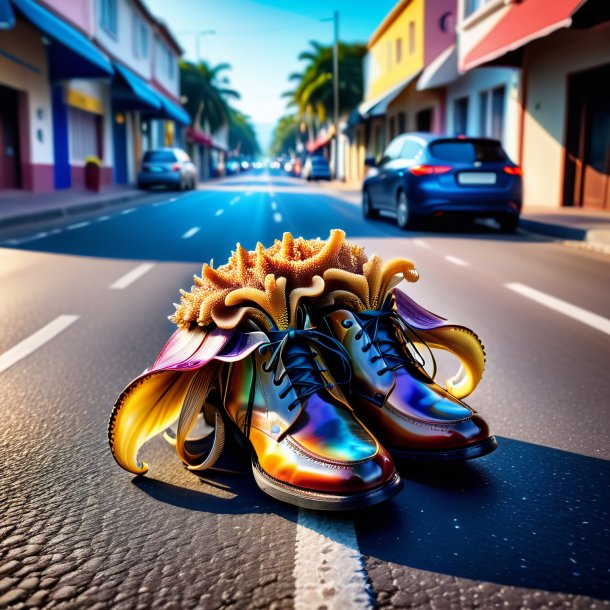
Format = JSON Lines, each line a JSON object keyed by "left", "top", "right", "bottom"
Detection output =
{"left": 113, "top": 63, "right": 161, "bottom": 110}
{"left": 154, "top": 92, "right": 190, "bottom": 125}
{"left": 10, "top": 0, "right": 113, "bottom": 79}
{"left": 0, "top": 0, "right": 15, "bottom": 29}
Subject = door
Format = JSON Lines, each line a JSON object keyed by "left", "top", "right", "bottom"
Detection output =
{"left": 564, "top": 64, "right": 610, "bottom": 209}
{"left": 0, "top": 85, "right": 21, "bottom": 190}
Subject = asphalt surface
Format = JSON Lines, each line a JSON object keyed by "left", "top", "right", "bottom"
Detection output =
{"left": 1, "top": 170, "right": 609, "bottom": 609}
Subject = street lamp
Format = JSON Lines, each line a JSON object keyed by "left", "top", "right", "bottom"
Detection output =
{"left": 177, "top": 30, "right": 216, "bottom": 63}
{"left": 321, "top": 12, "right": 340, "bottom": 180}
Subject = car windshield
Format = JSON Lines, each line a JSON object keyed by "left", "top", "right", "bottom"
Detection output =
{"left": 312, "top": 158, "right": 328, "bottom": 165}
{"left": 143, "top": 151, "right": 176, "bottom": 163}
{"left": 430, "top": 141, "right": 507, "bottom": 163}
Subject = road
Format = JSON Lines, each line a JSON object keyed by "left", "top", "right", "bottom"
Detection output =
{"left": 1, "top": 170, "right": 609, "bottom": 609}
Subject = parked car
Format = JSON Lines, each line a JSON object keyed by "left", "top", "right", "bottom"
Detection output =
{"left": 303, "top": 156, "right": 331, "bottom": 181}
{"left": 362, "top": 134, "right": 522, "bottom": 231}
{"left": 138, "top": 148, "right": 197, "bottom": 190}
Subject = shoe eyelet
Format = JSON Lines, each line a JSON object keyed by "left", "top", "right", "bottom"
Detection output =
{"left": 271, "top": 425, "right": 280, "bottom": 434}
{"left": 374, "top": 392, "right": 384, "bottom": 403}
{"left": 341, "top": 319, "right": 353, "bottom": 329}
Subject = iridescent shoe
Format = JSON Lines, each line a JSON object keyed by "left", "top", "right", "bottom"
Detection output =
{"left": 320, "top": 294, "right": 496, "bottom": 461}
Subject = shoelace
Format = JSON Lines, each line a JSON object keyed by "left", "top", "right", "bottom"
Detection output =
{"left": 355, "top": 297, "right": 436, "bottom": 378}
{"left": 243, "top": 328, "right": 352, "bottom": 437}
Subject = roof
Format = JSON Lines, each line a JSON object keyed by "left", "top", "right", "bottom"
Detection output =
{"left": 368, "top": 0, "right": 413, "bottom": 48}
{"left": 135, "top": 0, "right": 183, "bottom": 55}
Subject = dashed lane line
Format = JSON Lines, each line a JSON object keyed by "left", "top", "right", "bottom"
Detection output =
{"left": 294, "top": 510, "right": 372, "bottom": 610}
{"left": 120, "top": 208, "right": 136, "bottom": 215}
{"left": 109, "top": 263, "right": 155, "bottom": 290}
{"left": 273, "top": 212, "right": 283, "bottom": 223}
{"left": 215, "top": 209, "right": 224, "bottom": 217}
{"left": 182, "top": 227, "right": 201, "bottom": 239}
{"left": 505, "top": 282, "right": 610, "bottom": 336}
{"left": 0, "top": 315, "right": 80, "bottom": 375}
{"left": 67, "top": 222, "right": 90, "bottom": 230}
{"left": 445, "top": 255, "right": 470, "bottom": 267}
{"left": 230, "top": 196, "right": 240, "bottom": 205}
{"left": 271, "top": 201, "right": 277, "bottom": 211}
{"left": 412, "top": 239, "right": 431, "bottom": 249}
{"left": 96, "top": 215, "right": 111, "bottom": 221}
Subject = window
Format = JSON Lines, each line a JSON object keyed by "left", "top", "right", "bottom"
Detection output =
{"left": 157, "top": 41, "right": 176, "bottom": 80}
{"left": 133, "top": 14, "right": 149, "bottom": 59}
{"left": 491, "top": 86, "right": 505, "bottom": 140}
{"left": 479, "top": 91, "right": 489, "bottom": 136}
{"left": 382, "top": 136, "right": 405, "bottom": 162}
{"left": 464, "top": 0, "right": 479, "bottom": 18}
{"left": 453, "top": 97, "right": 469, "bottom": 135}
{"left": 389, "top": 116, "right": 396, "bottom": 139}
{"left": 398, "top": 112, "right": 406, "bottom": 134}
{"left": 401, "top": 139, "right": 423, "bottom": 160}
{"left": 396, "top": 38, "right": 402, "bottom": 63}
{"left": 416, "top": 108, "right": 433, "bottom": 132}
{"left": 430, "top": 140, "right": 507, "bottom": 163}
{"left": 69, "top": 108, "right": 101, "bottom": 161}
{"left": 408, "top": 21, "right": 415, "bottom": 54}
{"left": 143, "top": 150, "right": 177, "bottom": 163}
{"left": 100, "top": 0, "right": 118, "bottom": 37}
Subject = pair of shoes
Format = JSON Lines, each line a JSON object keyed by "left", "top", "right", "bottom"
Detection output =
{"left": 109, "top": 230, "right": 496, "bottom": 511}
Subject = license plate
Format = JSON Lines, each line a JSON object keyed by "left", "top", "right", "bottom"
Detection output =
{"left": 148, "top": 166, "right": 165, "bottom": 173}
{"left": 458, "top": 172, "right": 496, "bottom": 185}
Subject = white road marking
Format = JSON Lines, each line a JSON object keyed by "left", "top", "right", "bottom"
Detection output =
{"left": 245, "top": 191, "right": 253, "bottom": 197}
{"left": 120, "top": 208, "right": 136, "bottom": 215}
{"left": 48, "top": 229, "right": 62, "bottom": 235}
{"left": 271, "top": 201, "right": 277, "bottom": 210}
{"left": 169, "top": 197, "right": 177, "bottom": 202}
{"left": 273, "top": 212, "right": 283, "bottom": 223}
{"left": 215, "top": 209, "right": 224, "bottom": 217}
{"left": 294, "top": 510, "right": 372, "bottom": 610}
{"left": 413, "top": 239, "right": 431, "bottom": 249}
{"left": 109, "top": 263, "right": 155, "bottom": 290}
{"left": 152, "top": 201, "right": 167, "bottom": 207}
{"left": 445, "top": 255, "right": 470, "bottom": 267}
{"left": 67, "top": 222, "right": 90, "bottom": 230}
{"left": 96, "top": 215, "right": 111, "bottom": 221}
{"left": 0, "top": 315, "right": 80, "bottom": 375}
{"left": 505, "top": 282, "right": 610, "bottom": 336}
{"left": 230, "top": 196, "right": 240, "bottom": 205}
{"left": 182, "top": 227, "right": 200, "bottom": 239}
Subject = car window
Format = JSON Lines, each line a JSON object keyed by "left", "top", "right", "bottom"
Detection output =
{"left": 143, "top": 150, "right": 177, "bottom": 162}
{"left": 429, "top": 140, "right": 507, "bottom": 162}
{"left": 400, "top": 140, "right": 424, "bottom": 160}
{"left": 312, "top": 157, "right": 328, "bottom": 165}
{"left": 382, "top": 137, "right": 405, "bottom": 161}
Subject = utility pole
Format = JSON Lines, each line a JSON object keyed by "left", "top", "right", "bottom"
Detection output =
{"left": 332, "top": 10, "right": 340, "bottom": 180}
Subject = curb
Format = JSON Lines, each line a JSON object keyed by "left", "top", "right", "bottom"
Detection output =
{"left": 518, "top": 218, "right": 588, "bottom": 241}
{"left": 0, "top": 192, "right": 151, "bottom": 231}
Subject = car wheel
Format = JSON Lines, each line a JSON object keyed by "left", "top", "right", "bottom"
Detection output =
{"left": 396, "top": 190, "right": 412, "bottom": 230}
{"left": 499, "top": 215, "right": 519, "bottom": 233}
{"left": 363, "top": 188, "right": 379, "bottom": 219}
{"left": 137, "top": 182, "right": 147, "bottom": 190}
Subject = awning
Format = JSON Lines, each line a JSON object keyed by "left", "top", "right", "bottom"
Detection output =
{"left": 10, "top": 0, "right": 113, "bottom": 78}
{"left": 186, "top": 127, "right": 212, "bottom": 147}
{"left": 357, "top": 70, "right": 421, "bottom": 119}
{"left": 0, "top": 0, "right": 15, "bottom": 29}
{"left": 306, "top": 126, "right": 335, "bottom": 153}
{"left": 113, "top": 63, "right": 161, "bottom": 111}
{"left": 151, "top": 89, "right": 190, "bottom": 125}
{"left": 461, "top": 0, "right": 586, "bottom": 72}
{"left": 417, "top": 45, "right": 458, "bottom": 91}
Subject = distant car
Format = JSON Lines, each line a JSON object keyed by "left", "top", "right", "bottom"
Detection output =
{"left": 303, "top": 156, "right": 331, "bottom": 181}
{"left": 362, "top": 134, "right": 522, "bottom": 232}
{"left": 138, "top": 148, "right": 197, "bottom": 190}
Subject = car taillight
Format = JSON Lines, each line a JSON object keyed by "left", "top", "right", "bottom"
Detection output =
{"left": 172, "top": 163, "right": 180, "bottom": 171}
{"left": 409, "top": 165, "right": 452, "bottom": 176}
{"left": 503, "top": 165, "right": 523, "bottom": 176}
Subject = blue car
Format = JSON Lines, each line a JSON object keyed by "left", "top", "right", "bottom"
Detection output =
{"left": 362, "top": 134, "right": 522, "bottom": 232}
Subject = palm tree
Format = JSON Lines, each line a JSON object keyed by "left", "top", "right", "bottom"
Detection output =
{"left": 227, "top": 107, "right": 260, "bottom": 158}
{"left": 283, "top": 41, "right": 367, "bottom": 129}
{"left": 269, "top": 114, "right": 302, "bottom": 157}
{"left": 180, "top": 60, "right": 240, "bottom": 133}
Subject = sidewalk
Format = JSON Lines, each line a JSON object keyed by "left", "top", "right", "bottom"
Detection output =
{"left": 318, "top": 180, "right": 610, "bottom": 248}
{"left": 0, "top": 185, "right": 150, "bottom": 230}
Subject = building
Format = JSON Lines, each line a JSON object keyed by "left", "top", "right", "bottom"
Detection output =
{"left": 0, "top": 0, "right": 189, "bottom": 194}
{"left": 345, "top": 0, "right": 456, "bottom": 184}
{"left": 461, "top": 0, "right": 610, "bottom": 210}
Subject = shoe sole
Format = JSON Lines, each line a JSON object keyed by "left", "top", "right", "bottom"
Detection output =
{"left": 222, "top": 408, "right": 403, "bottom": 510}
{"left": 388, "top": 435, "right": 498, "bottom": 462}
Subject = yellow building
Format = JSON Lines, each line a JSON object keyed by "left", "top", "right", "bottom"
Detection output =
{"left": 345, "top": 0, "right": 456, "bottom": 184}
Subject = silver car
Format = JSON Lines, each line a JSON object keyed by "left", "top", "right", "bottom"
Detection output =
{"left": 138, "top": 148, "right": 197, "bottom": 190}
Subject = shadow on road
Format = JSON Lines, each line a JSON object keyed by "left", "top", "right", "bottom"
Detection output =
{"left": 355, "top": 436, "right": 610, "bottom": 599}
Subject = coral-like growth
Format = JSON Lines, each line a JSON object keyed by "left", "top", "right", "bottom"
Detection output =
{"left": 171, "top": 229, "right": 369, "bottom": 330}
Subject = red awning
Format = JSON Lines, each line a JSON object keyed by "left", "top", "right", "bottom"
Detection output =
{"left": 461, "top": 0, "right": 586, "bottom": 72}
{"left": 186, "top": 127, "right": 212, "bottom": 147}
{"left": 306, "top": 127, "right": 335, "bottom": 153}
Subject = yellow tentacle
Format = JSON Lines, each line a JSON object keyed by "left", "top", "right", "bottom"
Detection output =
{"left": 414, "top": 325, "right": 486, "bottom": 399}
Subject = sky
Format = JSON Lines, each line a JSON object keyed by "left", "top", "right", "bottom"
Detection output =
{"left": 145, "top": 0, "right": 397, "bottom": 150}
